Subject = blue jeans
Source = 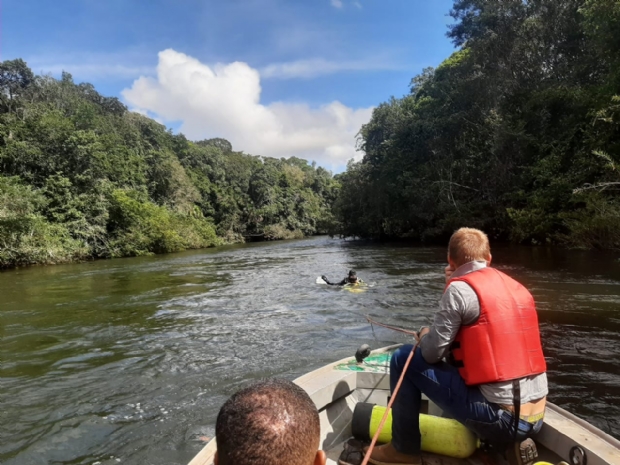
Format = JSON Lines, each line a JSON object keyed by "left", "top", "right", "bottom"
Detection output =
{"left": 390, "top": 345, "right": 544, "bottom": 455}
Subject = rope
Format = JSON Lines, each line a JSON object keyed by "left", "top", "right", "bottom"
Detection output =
{"left": 365, "top": 315, "right": 420, "bottom": 337}
{"left": 359, "top": 316, "right": 422, "bottom": 464}
{"left": 360, "top": 338, "right": 420, "bottom": 465}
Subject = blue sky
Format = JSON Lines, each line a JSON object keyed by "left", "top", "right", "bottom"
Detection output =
{"left": 2, "top": 0, "right": 456, "bottom": 171}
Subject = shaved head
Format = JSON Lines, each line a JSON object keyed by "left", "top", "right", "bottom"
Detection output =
{"left": 215, "top": 379, "right": 321, "bottom": 465}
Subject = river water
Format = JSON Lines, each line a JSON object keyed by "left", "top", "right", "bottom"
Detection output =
{"left": 1, "top": 237, "right": 619, "bottom": 465}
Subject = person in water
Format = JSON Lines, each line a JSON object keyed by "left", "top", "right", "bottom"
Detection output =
{"left": 215, "top": 378, "right": 326, "bottom": 465}
{"left": 322, "top": 270, "right": 361, "bottom": 286}
{"left": 365, "top": 228, "right": 548, "bottom": 465}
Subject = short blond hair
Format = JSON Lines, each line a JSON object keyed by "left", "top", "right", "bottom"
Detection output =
{"left": 448, "top": 228, "right": 491, "bottom": 268}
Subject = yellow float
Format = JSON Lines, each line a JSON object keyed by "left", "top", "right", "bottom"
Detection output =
{"left": 352, "top": 403, "right": 479, "bottom": 459}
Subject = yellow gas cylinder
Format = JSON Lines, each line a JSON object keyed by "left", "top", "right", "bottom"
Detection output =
{"left": 351, "top": 403, "right": 479, "bottom": 459}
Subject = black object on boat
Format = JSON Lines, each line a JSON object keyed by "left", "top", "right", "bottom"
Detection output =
{"left": 355, "top": 344, "right": 372, "bottom": 363}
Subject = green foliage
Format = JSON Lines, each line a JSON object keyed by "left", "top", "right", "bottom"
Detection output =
{"left": 0, "top": 59, "right": 35, "bottom": 114}
{"left": 0, "top": 61, "right": 339, "bottom": 268}
{"left": 263, "top": 224, "right": 304, "bottom": 241}
{"left": 334, "top": 0, "right": 620, "bottom": 250}
{"left": 558, "top": 194, "right": 620, "bottom": 250}
{"left": 106, "top": 189, "right": 221, "bottom": 257}
{"left": 0, "top": 176, "right": 89, "bottom": 267}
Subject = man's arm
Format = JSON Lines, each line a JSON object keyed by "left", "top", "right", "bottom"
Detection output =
{"left": 321, "top": 276, "right": 346, "bottom": 286}
{"left": 418, "top": 282, "right": 480, "bottom": 363}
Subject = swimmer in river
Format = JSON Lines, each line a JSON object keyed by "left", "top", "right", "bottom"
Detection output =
{"left": 321, "top": 270, "right": 362, "bottom": 286}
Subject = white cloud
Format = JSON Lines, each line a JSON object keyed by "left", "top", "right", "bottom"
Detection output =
{"left": 122, "top": 49, "right": 373, "bottom": 169}
{"left": 27, "top": 50, "right": 154, "bottom": 81}
{"left": 329, "top": 0, "right": 363, "bottom": 11}
{"left": 260, "top": 57, "right": 399, "bottom": 79}
{"left": 31, "top": 63, "right": 154, "bottom": 80}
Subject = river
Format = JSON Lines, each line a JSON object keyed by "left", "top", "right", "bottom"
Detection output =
{"left": 1, "top": 237, "right": 619, "bottom": 465}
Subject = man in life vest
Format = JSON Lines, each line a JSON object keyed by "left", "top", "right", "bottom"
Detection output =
{"left": 366, "top": 228, "right": 548, "bottom": 465}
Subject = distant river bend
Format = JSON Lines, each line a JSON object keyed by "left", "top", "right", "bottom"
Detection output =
{"left": 1, "top": 237, "right": 619, "bottom": 465}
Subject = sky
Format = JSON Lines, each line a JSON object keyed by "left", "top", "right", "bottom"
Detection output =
{"left": 1, "top": 0, "right": 456, "bottom": 172}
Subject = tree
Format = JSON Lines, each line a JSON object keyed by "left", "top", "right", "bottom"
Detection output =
{"left": 0, "top": 59, "right": 35, "bottom": 114}
{"left": 333, "top": 0, "right": 620, "bottom": 249}
{"left": 0, "top": 61, "right": 340, "bottom": 267}
{"left": 197, "top": 137, "right": 233, "bottom": 153}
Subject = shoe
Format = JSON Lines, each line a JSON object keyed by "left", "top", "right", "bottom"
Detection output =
{"left": 338, "top": 439, "right": 366, "bottom": 465}
{"left": 365, "top": 443, "right": 421, "bottom": 465}
{"left": 506, "top": 438, "right": 538, "bottom": 465}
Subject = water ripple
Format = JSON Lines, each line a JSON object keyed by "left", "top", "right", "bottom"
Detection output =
{"left": 1, "top": 238, "right": 619, "bottom": 464}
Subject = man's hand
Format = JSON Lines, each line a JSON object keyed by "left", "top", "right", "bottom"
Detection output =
{"left": 321, "top": 275, "right": 328, "bottom": 282}
{"left": 414, "top": 326, "right": 430, "bottom": 343}
{"left": 445, "top": 264, "right": 455, "bottom": 284}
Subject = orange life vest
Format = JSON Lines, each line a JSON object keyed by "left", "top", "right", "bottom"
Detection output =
{"left": 447, "top": 267, "right": 547, "bottom": 386}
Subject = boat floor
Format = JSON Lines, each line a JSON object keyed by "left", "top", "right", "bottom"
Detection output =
{"left": 324, "top": 442, "right": 474, "bottom": 465}
{"left": 323, "top": 438, "right": 566, "bottom": 465}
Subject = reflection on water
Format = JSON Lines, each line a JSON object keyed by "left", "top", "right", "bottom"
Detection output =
{"left": 1, "top": 238, "right": 619, "bottom": 464}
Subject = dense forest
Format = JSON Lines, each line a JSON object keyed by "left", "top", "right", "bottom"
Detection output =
{"left": 0, "top": 63, "right": 339, "bottom": 268}
{"left": 2, "top": 0, "right": 619, "bottom": 269}
{"left": 334, "top": 0, "right": 620, "bottom": 250}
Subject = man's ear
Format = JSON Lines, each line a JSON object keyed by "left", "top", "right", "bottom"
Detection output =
{"left": 487, "top": 254, "right": 492, "bottom": 266}
{"left": 314, "top": 450, "right": 327, "bottom": 465}
{"left": 214, "top": 451, "right": 219, "bottom": 465}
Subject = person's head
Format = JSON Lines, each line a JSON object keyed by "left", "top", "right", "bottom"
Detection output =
{"left": 448, "top": 228, "right": 492, "bottom": 269}
{"left": 215, "top": 379, "right": 326, "bottom": 465}
{"left": 347, "top": 270, "right": 358, "bottom": 283}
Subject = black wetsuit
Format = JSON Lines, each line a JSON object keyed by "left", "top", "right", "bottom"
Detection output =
{"left": 322, "top": 276, "right": 359, "bottom": 286}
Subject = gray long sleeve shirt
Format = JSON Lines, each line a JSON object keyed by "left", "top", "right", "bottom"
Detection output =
{"left": 419, "top": 261, "right": 548, "bottom": 405}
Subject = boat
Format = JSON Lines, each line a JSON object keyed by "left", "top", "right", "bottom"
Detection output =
{"left": 188, "top": 345, "right": 620, "bottom": 465}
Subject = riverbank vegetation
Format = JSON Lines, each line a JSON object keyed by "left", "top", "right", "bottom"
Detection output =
{"left": 0, "top": 63, "right": 339, "bottom": 268}
{"left": 333, "top": 0, "right": 620, "bottom": 250}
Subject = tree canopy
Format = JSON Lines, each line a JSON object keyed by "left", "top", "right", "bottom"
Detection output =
{"left": 333, "top": 0, "right": 620, "bottom": 250}
{"left": 0, "top": 66, "right": 339, "bottom": 268}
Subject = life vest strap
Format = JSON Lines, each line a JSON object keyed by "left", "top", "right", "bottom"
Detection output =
{"left": 512, "top": 379, "right": 520, "bottom": 443}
